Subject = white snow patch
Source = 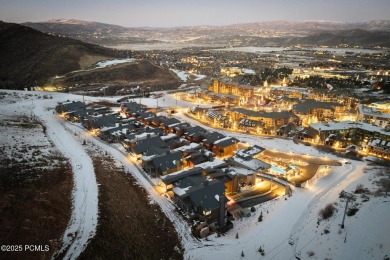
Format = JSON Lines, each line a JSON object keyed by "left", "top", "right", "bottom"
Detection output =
{"left": 95, "top": 58, "right": 136, "bottom": 68}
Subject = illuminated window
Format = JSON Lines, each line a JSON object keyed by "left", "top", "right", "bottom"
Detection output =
{"left": 203, "top": 210, "right": 211, "bottom": 216}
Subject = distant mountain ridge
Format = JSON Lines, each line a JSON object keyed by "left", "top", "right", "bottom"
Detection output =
{"left": 24, "top": 19, "right": 390, "bottom": 31}
{"left": 22, "top": 19, "right": 390, "bottom": 47}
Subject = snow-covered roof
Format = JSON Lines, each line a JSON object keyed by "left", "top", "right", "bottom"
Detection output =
{"left": 310, "top": 121, "right": 390, "bottom": 136}
{"left": 161, "top": 133, "right": 178, "bottom": 141}
{"left": 196, "top": 158, "right": 226, "bottom": 170}
{"left": 358, "top": 105, "right": 390, "bottom": 119}
{"left": 173, "top": 186, "right": 191, "bottom": 196}
{"left": 230, "top": 155, "right": 271, "bottom": 171}
{"left": 173, "top": 142, "right": 202, "bottom": 152}
{"left": 227, "top": 166, "right": 254, "bottom": 176}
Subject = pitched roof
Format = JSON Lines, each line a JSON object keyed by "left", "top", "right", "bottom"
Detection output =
{"left": 161, "top": 167, "right": 203, "bottom": 185}
{"left": 173, "top": 122, "right": 191, "bottom": 130}
{"left": 138, "top": 111, "right": 156, "bottom": 119}
{"left": 131, "top": 136, "right": 169, "bottom": 156}
{"left": 187, "top": 180, "right": 226, "bottom": 211}
{"left": 91, "top": 114, "right": 118, "bottom": 129}
{"left": 151, "top": 151, "right": 183, "bottom": 172}
{"left": 60, "top": 101, "right": 86, "bottom": 112}
{"left": 236, "top": 145, "right": 265, "bottom": 158}
{"left": 121, "top": 101, "right": 143, "bottom": 112}
{"left": 293, "top": 99, "right": 342, "bottom": 114}
{"left": 188, "top": 155, "right": 209, "bottom": 165}
{"left": 160, "top": 117, "right": 180, "bottom": 126}
{"left": 213, "top": 136, "right": 239, "bottom": 148}
{"left": 203, "top": 132, "right": 226, "bottom": 144}
{"left": 100, "top": 122, "right": 136, "bottom": 135}
{"left": 185, "top": 125, "right": 207, "bottom": 137}
{"left": 230, "top": 155, "right": 270, "bottom": 171}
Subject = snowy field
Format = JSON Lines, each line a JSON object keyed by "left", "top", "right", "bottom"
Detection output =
{"left": 170, "top": 69, "right": 207, "bottom": 82}
{"left": 1, "top": 90, "right": 389, "bottom": 260}
{"left": 122, "top": 92, "right": 213, "bottom": 109}
{"left": 95, "top": 58, "right": 136, "bottom": 68}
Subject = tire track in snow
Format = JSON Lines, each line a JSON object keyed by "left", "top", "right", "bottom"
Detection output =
{"left": 34, "top": 106, "right": 98, "bottom": 260}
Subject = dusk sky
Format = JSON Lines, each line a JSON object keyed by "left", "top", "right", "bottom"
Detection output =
{"left": 1, "top": 0, "right": 389, "bottom": 27}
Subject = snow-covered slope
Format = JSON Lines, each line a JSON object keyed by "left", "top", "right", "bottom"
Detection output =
{"left": 1, "top": 91, "right": 99, "bottom": 259}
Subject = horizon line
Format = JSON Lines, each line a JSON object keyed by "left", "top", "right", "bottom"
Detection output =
{"left": 19, "top": 18, "right": 390, "bottom": 29}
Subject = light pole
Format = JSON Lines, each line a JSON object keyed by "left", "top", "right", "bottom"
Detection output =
{"left": 340, "top": 190, "right": 356, "bottom": 229}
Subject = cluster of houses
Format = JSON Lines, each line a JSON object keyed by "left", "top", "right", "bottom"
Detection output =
{"left": 56, "top": 100, "right": 278, "bottom": 236}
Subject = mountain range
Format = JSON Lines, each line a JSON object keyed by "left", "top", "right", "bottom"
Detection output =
{"left": 21, "top": 19, "right": 390, "bottom": 48}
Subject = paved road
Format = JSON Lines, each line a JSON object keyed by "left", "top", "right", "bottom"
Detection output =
{"left": 261, "top": 150, "right": 341, "bottom": 166}
{"left": 237, "top": 187, "right": 286, "bottom": 208}
{"left": 229, "top": 182, "right": 279, "bottom": 202}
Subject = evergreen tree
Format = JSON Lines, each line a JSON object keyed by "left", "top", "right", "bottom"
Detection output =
{"left": 241, "top": 250, "right": 245, "bottom": 257}
{"left": 258, "top": 246, "right": 265, "bottom": 256}
{"left": 258, "top": 211, "right": 263, "bottom": 222}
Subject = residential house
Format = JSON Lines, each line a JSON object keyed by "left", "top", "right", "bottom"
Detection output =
{"left": 202, "top": 132, "right": 227, "bottom": 150}
{"left": 98, "top": 122, "right": 136, "bottom": 143}
{"left": 161, "top": 168, "right": 227, "bottom": 229}
{"left": 142, "top": 150, "right": 184, "bottom": 177}
{"left": 120, "top": 101, "right": 144, "bottom": 117}
{"left": 228, "top": 146, "right": 270, "bottom": 185}
{"left": 56, "top": 101, "right": 86, "bottom": 114}
{"left": 82, "top": 113, "right": 119, "bottom": 131}
{"left": 159, "top": 117, "right": 181, "bottom": 132}
{"left": 128, "top": 135, "right": 169, "bottom": 158}
{"left": 212, "top": 137, "right": 239, "bottom": 157}
{"left": 184, "top": 150, "right": 213, "bottom": 167}
{"left": 168, "top": 122, "right": 191, "bottom": 135}
{"left": 183, "top": 126, "right": 208, "bottom": 143}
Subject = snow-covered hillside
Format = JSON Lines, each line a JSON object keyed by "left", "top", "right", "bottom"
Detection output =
{"left": 1, "top": 91, "right": 98, "bottom": 260}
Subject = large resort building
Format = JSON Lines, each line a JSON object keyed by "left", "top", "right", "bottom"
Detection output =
{"left": 208, "top": 79, "right": 255, "bottom": 106}
{"left": 358, "top": 102, "right": 390, "bottom": 128}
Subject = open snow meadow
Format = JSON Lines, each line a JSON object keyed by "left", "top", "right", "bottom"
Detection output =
{"left": 1, "top": 90, "right": 389, "bottom": 260}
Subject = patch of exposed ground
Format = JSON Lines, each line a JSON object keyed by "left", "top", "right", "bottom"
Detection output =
{"left": 78, "top": 54, "right": 111, "bottom": 70}
{"left": 0, "top": 115, "right": 72, "bottom": 260}
{"left": 79, "top": 145, "right": 183, "bottom": 259}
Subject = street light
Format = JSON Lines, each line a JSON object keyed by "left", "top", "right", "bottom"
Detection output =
{"left": 340, "top": 190, "right": 356, "bottom": 229}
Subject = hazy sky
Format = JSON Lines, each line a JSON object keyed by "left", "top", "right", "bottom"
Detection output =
{"left": 1, "top": 0, "right": 389, "bottom": 27}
